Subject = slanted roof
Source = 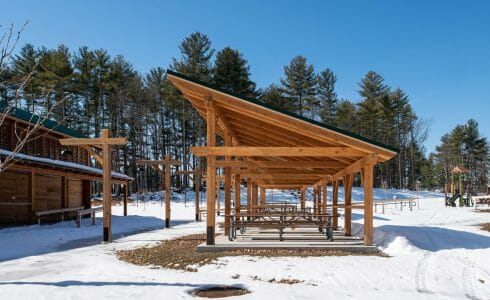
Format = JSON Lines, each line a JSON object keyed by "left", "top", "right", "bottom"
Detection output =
{"left": 0, "top": 101, "right": 86, "bottom": 138}
{"left": 167, "top": 70, "right": 398, "bottom": 188}
{"left": 0, "top": 148, "right": 133, "bottom": 182}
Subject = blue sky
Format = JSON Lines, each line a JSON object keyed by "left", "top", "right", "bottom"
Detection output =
{"left": 3, "top": 0, "right": 490, "bottom": 153}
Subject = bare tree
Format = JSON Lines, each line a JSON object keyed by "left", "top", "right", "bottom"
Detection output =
{"left": 0, "top": 22, "right": 64, "bottom": 172}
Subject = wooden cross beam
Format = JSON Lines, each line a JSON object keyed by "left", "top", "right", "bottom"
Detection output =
{"left": 215, "top": 160, "right": 347, "bottom": 169}
{"left": 191, "top": 146, "right": 364, "bottom": 157}
{"left": 59, "top": 129, "right": 127, "bottom": 243}
{"left": 136, "top": 155, "right": 181, "bottom": 228}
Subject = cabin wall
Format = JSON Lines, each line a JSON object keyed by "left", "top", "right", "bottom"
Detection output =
{"left": 0, "top": 118, "right": 89, "bottom": 166}
{"left": 0, "top": 171, "right": 29, "bottom": 225}
{"left": 0, "top": 169, "right": 92, "bottom": 226}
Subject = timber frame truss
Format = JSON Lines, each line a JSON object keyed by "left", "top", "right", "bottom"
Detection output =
{"left": 167, "top": 70, "right": 398, "bottom": 246}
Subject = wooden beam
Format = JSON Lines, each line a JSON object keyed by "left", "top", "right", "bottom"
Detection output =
{"left": 260, "top": 187, "right": 266, "bottom": 206}
{"left": 175, "top": 170, "right": 204, "bottom": 175}
{"left": 362, "top": 160, "right": 374, "bottom": 246}
{"left": 60, "top": 137, "right": 127, "bottom": 146}
{"left": 215, "top": 160, "right": 346, "bottom": 169}
{"left": 344, "top": 174, "right": 354, "bottom": 237}
{"left": 224, "top": 133, "right": 232, "bottom": 235}
{"left": 136, "top": 159, "right": 181, "bottom": 166}
{"left": 191, "top": 146, "right": 364, "bottom": 157}
{"left": 81, "top": 145, "right": 103, "bottom": 166}
{"left": 195, "top": 172, "right": 200, "bottom": 221}
{"left": 333, "top": 154, "right": 378, "bottom": 181}
{"left": 332, "top": 180, "right": 339, "bottom": 228}
{"left": 206, "top": 97, "right": 216, "bottom": 245}
{"left": 102, "top": 129, "right": 112, "bottom": 242}
{"left": 165, "top": 155, "right": 171, "bottom": 228}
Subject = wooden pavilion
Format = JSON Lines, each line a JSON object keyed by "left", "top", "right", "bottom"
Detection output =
{"left": 167, "top": 70, "right": 398, "bottom": 247}
{"left": 0, "top": 104, "right": 132, "bottom": 226}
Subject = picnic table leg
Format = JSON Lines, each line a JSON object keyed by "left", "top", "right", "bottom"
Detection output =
{"left": 92, "top": 212, "right": 96, "bottom": 225}
{"left": 77, "top": 213, "right": 81, "bottom": 228}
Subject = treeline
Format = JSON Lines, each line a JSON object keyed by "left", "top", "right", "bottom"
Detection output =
{"left": 422, "top": 120, "right": 489, "bottom": 193}
{"left": 1, "top": 31, "right": 487, "bottom": 192}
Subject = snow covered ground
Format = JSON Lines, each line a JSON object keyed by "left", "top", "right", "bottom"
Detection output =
{"left": 1, "top": 188, "right": 490, "bottom": 299}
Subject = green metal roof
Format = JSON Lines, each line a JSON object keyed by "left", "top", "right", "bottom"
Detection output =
{"left": 0, "top": 101, "right": 86, "bottom": 138}
{"left": 166, "top": 70, "right": 399, "bottom": 153}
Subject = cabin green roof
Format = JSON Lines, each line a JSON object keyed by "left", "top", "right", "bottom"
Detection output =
{"left": 0, "top": 101, "right": 86, "bottom": 138}
{"left": 166, "top": 69, "right": 399, "bottom": 153}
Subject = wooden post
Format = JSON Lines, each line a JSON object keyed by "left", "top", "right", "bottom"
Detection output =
{"left": 322, "top": 180, "right": 327, "bottom": 222}
{"left": 195, "top": 173, "right": 200, "bottom": 221}
{"left": 102, "top": 129, "right": 112, "bottom": 242}
{"left": 224, "top": 134, "right": 232, "bottom": 236}
{"left": 252, "top": 183, "right": 258, "bottom": 212}
{"left": 59, "top": 129, "right": 127, "bottom": 243}
{"left": 313, "top": 187, "right": 317, "bottom": 215}
{"left": 206, "top": 98, "right": 216, "bottom": 245}
{"left": 246, "top": 178, "right": 251, "bottom": 219}
{"left": 300, "top": 187, "right": 305, "bottom": 211}
{"left": 362, "top": 162, "right": 374, "bottom": 246}
{"left": 123, "top": 183, "right": 128, "bottom": 217}
{"left": 165, "top": 155, "right": 171, "bottom": 228}
{"left": 343, "top": 174, "right": 353, "bottom": 236}
{"left": 234, "top": 174, "right": 241, "bottom": 219}
{"left": 332, "top": 180, "right": 339, "bottom": 229}
{"left": 216, "top": 175, "right": 221, "bottom": 216}
{"left": 260, "top": 187, "right": 266, "bottom": 206}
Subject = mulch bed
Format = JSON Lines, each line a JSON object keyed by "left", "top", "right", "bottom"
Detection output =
{"left": 480, "top": 223, "right": 490, "bottom": 232}
{"left": 116, "top": 234, "right": 386, "bottom": 272}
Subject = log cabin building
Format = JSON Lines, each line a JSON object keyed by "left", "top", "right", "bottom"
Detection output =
{"left": 0, "top": 104, "right": 132, "bottom": 226}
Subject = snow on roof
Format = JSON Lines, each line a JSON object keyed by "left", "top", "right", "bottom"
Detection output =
{"left": 0, "top": 148, "right": 133, "bottom": 181}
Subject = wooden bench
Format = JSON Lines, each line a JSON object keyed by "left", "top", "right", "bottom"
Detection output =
{"left": 223, "top": 210, "right": 339, "bottom": 242}
{"left": 76, "top": 206, "right": 103, "bottom": 227}
{"left": 35, "top": 206, "right": 83, "bottom": 225}
{"left": 473, "top": 195, "right": 490, "bottom": 210}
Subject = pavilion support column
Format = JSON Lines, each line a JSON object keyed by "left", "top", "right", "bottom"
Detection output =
{"left": 322, "top": 180, "right": 327, "bottom": 223}
{"left": 234, "top": 174, "right": 241, "bottom": 221}
{"left": 251, "top": 183, "right": 258, "bottom": 213}
{"left": 216, "top": 176, "right": 221, "bottom": 216}
{"left": 123, "top": 183, "right": 128, "bottom": 217}
{"left": 332, "top": 180, "right": 339, "bottom": 229}
{"left": 317, "top": 187, "right": 321, "bottom": 218}
{"left": 300, "top": 187, "right": 306, "bottom": 211}
{"left": 224, "top": 134, "right": 232, "bottom": 236}
{"left": 260, "top": 187, "right": 266, "bottom": 207}
{"left": 205, "top": 98, "right": 216, "bottom": 245}
{"left": 246, "top": 178, "right": 251, "bottom": 220}
{"left": 313, "top": 187, "right": 317, "bottom": 215}
{"left": 102, "top": 129, "right": 112, "bottom": 242}
{"left": 165, "top": 155, "right": 171, "bottom": 228}
{"left": 362, "top": 162, "right": 374, "bottom": 246}
{"left": 343, "top": 174, "right": 354, "bottom": 237}
{"left": 195, "top": 174, "right": 200, "bottom": 221}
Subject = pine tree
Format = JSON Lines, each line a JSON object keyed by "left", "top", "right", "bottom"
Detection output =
{"left": 260, "top": 84, "right": 293, "bottom": 111}
{"left": 38, "top": 44, "right": 74, "bottom": 124}
{"left": 12, "top": 43, "right": 40, "bottom": 111}
{"left": 357, "top": 71, "right": 388, "bottom": 139}
{"left": 280, "top": 55, "right": 317, "bottom": 117}
{"left": 171, "top": 32, "right": 214, "bottom": 80}
{"left": 332, "top": 99, "right": 358, "bottom": 133}
{"left": 213, "top": 47, "right": 256, "bottom": 97}
{"left": 317, "top": 68, "right": 337, "bottom": 124}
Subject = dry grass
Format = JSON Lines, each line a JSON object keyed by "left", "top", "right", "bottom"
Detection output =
{"left": 116, "top": 234, "right": 385, "bottom": 272}
{"left": 480, "top": 223, "right": 490, "bottom": 232}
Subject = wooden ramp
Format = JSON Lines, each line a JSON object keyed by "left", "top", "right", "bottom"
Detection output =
{"left": 197, "top": 228, "right": 379, "bottom": 254}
